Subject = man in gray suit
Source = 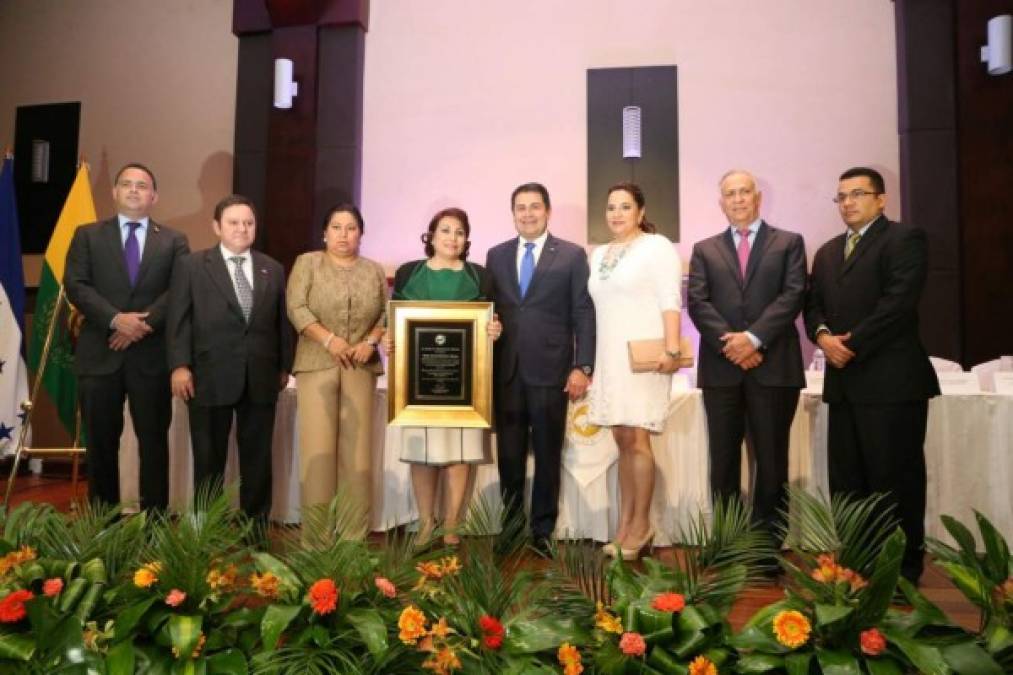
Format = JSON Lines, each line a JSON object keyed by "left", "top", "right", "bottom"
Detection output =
{"left": 486, "top": 183, "right": 595, "bottom": 549}
{"left": 65, "top": 163, "right": 189, "bottom": 510}
{"left": 167, "top": 195, "right": 292, "bottom": 519}
{"left": 687, "top": 170, "right": 806, "bottom": 545}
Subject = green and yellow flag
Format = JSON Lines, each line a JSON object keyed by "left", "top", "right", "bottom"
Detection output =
{"left": 26, "top": 163, "right": 96, "bottom": 436}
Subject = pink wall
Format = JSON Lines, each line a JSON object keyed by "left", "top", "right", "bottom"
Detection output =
{"left": 359, "top": 0, "right": 900, "bottom": 270}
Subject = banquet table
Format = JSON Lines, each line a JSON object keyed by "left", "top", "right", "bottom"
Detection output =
{"left": 118, "top": 376, "right": 1012, "bottom": 546}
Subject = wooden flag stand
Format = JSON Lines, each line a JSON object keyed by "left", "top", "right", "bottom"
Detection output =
{"left": 3, "top": 284, "right": 85, "bottom": 507}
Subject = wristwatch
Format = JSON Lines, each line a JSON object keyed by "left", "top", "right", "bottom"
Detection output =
{"left": 366, "top": 336, "right": 379, "bottom": 347}
{"left": 578, "top": 365, "right": 593, "bottom": 377}
{"left": 665, "top": 349, "right": 681, "bottom": 360}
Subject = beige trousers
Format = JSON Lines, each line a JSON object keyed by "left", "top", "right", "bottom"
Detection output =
{"left": 295, "top": 365, "right": 376, "bottom": 525}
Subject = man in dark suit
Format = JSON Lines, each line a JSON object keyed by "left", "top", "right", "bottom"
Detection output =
{"left": 486, "top": 182, "right": 595, "bottom": 548}
{"left": 65, "top": 163, "right": 189, "bottom": 510}
{"left": 805, "top": 167, "right": 940, "bottom": 583}
{"left": 167, "top": 194, "right": 293, "bottom": 519}
{"left": 688, "top": 169, "right": 807, "bottom": 547}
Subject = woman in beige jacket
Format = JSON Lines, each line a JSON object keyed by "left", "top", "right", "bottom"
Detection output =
{"left": 287, "top": 204, "right": 387, "bottom": 532}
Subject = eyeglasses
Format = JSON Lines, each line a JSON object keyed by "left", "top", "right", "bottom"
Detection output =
{"left": 833, "top": 189, "right": 880, "bottom": 204}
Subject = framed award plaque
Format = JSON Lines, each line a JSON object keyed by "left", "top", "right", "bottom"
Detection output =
{"left": 387, "top": 300, "right": 494, "bottom": 428}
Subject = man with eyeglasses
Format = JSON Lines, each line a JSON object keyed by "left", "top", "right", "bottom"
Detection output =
{"left": 805, "top": 166, "right": 939, "bottom": 584}
{"left": 65, "top": 163, "right": 189, "bottom": 511}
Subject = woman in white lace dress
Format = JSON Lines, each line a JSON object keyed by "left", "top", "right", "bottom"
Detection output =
{"left": 587, "top": 182, "right": 682, "bottom": 560}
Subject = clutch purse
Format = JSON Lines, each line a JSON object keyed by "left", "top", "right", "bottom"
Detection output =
{"left": 627, "top": 336, "right": 694, "bottom": 373}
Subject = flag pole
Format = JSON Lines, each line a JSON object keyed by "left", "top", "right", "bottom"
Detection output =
{"left": 3, "top": 284, "right": 70, "bottom": 506}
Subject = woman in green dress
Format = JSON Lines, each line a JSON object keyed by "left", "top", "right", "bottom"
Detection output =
{"left": 388, "top": 207, "right": 502, "bottom": 545}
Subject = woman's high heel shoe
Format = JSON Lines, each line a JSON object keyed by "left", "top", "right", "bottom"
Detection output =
{"left": 620, "top": 528, "right": 655, "bottom": 561}
{"left": 602, "top": 541, "right": 620, "bottom": 557}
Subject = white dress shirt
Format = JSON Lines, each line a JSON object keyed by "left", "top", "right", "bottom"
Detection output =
{"left": 118, "top": 214, "right": 149, "bottom": 256}
{"left": 515, "top": 230, "right": 549, "bottom": 278}
{"left": 221, "top": 244, "right": 254, "bottom": 292}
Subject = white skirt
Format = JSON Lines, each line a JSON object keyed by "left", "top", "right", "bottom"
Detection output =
{"left": 399, "top": 427, "right": 489, "bottom": 465}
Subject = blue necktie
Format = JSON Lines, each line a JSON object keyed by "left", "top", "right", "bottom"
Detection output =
{"left": 519, "top": 242, "right": 535, "bottom": 298}
{"left": 124, "top": 222, "right": 141, "bottom": 285}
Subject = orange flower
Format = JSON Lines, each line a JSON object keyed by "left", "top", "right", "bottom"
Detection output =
{"left": 558, "top": 642, "right": 584, "bottom": 675}
{"left": 1003, "top": 577, "right": 1013, "bottom": 598}
{"left": 651, "top": 592, "right": 686, "bottom": 613}
{"left": 440, "top": 556, "right": 462, "bottom": 576}
{"left": 416, "top": 561, "right": 443, "bottom": 580}
{"left": 688, "top": 655, "right": 718, "bottom": 675}
{"left": 172, "top": 632, "right": 207, "bottom": 659}
{"left": 0, "top": 589, "right": 33, "bottom": 623}
{"left": 811, "top": 564, "right": 838, "bottom": 584}
{"left": 0, "top": 546, "right": 37, "bottom": 576}
{"left": 206, "top": 564, "right": 238, "bottom": 591}
{"left": 307, "top": 578, "right": 339, "bottom": 615}
{"left": 619, "top": 631, "right": 647, "bottom": 656}
{"left": 133, "top": 562, "right": 162, "bottom": 588}
{"left": 422, "top": 645, "right": 462, "bottom": 674}
{"left": 772, "top": 610, "right": 811, "bottom": 649}
{"left": 43, "top": 577, "right": 64, "bottom": 597}
{"left": 165, "top": 589, "right": 186, "bottom": 607}
{"left": 860, "top": 627, "right": 887, "bottom": 656}
{"left": 430, "top": 616, "right": 452, "bottom": 638}
{"left": 375, "top": 576, "right": 397, "bottom": 598}
{"left": 250, "top": 571, "right": 280, "bottom": 599}
{"left": 595, "top": 601, "right": 623, "bottom": 634}
{"left": 838, "top": 567, "right": 868, "bottom": 593}
{"left": 398, "top": 605, "right": 429, "bottom": 644}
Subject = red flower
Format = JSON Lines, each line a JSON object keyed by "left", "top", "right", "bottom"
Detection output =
{"left": 860, "top": 627, "right": 887, "bottom": 656}
{"left": 43, "top": 578, "right": 64, "bottom": 597}
{"left": 0, "top": 589, "right": 34, "bottom": 623}
{"left": 165, "top": 589, "right": 186, "bottom": 607}
{"left": 478, "top": 614, "right": 504, "bottom": 649}
{"left": 619, "top": 631, "right": 647, "bottom": 656}
{"left": 482, "top": 633, "right": 504, "bottom": 649}
{"left": 308, "top": 578, "right": 339, "bottom": 615}
{"left": 651, "top": 592, "right": 686, "bottom": 613}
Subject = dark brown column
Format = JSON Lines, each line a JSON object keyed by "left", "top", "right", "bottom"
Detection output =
{"left": 232, "top": 0, "right": 368, "bottom": 272}
{"left": 894, "top": 0, "right": 1013, "bottom": 367}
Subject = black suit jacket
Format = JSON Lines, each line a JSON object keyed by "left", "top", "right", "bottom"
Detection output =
{"left": 64, "top": 217, "right": 189, "bottom": 376}
{"left": 166, "top": 247, "right": 294, "bottom": 406}
{"left": 688, "top": 221, "right": 807, "bottom": 388}
{"left": 485, "top": 233, "right": 595, "bottom": 387}
{"left": 804, "top": 216, "right": 940, "bottom": 404}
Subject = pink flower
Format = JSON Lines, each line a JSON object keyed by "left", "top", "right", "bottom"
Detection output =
{"left": 619, "top": 631, "right": 647, "bottom": 657}
{"left": 165, "top": 589, "right": 187, "bottom": 607}
{"left": 43, "top": 578, "right": 64, "bottom": 597}
{"left": 375, "top": 576, "right": 397, "bottom": 598}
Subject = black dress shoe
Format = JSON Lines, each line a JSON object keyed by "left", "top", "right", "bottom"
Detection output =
{"left": 530, "top": 536, "right": 553, "bottom": 557}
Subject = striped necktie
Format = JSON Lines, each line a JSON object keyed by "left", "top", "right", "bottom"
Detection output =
{"left": 845, "top": 231, "right": 861, "bottom": 259}
{"left": 230, "top": 256, "right": 253, "bottom": 322}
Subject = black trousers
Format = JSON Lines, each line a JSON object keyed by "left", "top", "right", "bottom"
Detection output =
{"left": 703, "top": 380, "right": 800, "bottom": 540}
{"left": 828, "top": 399, "right": 928, "bottom": 582}
{"left": 78, "top": 367, "right": 171, "bottom": 510}
{"left": 494, "top": 377, "right": 568, "bottom": 539}
{"left": 187, "top": 389, "right": 276, "bottom": 520}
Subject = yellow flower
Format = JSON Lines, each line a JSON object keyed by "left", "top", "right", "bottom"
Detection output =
{"left": 422, "top": 645, "right": 462, "bottom": 673}
{"left": 688, "top": 654, "right": 718, "bottom": 675}
{"left": 772, "top": 610, "right": 811, "bottom": 649}
{"left": 440, "top": 556, "right": 462, "bottom": 576}
{"left": 250, "top": 571, "right": 280, "bottom": 599}
{"left": 594, "top": 601, "right": 623, "bottom": 634}
{"left": 558, "top": 642, "right": 584, "bottom": 675}
{"left": 398, "top": 605, "right": 429, "bottom": 645}
{"left": 206, "top": 564, "right": 238, "bottom": 591}
{"left": 133, "top": 562, "right": 162, "bottom": 588}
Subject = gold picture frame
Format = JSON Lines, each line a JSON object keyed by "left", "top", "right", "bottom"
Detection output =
{"left": 387, "top": 300, "right": 494, "bottom": 428}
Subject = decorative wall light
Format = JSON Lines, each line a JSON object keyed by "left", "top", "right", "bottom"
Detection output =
{"left": 622, "top": 105, "right": 642, "bottom": 159}
{"left": 981, "top": 14, "right": 1012, "bottom": 75}
{"left": 273, "top": 58, "right": 299, "bottom": 108}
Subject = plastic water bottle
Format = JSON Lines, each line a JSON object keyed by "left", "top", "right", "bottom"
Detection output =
{"left": 811, "top": 349, "right": 826, "bottom": 372}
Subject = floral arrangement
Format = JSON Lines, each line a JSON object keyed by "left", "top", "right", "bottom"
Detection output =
{"left": 0, "top": 486, "right": 1007, "bottom": 673}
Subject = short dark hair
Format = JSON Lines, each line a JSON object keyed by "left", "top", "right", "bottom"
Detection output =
{"left": 213, "top": 194, "right": 257, "bottom": 223}
{"left": 322, "top": 203, "right": 365, "bottom": 233}
{"left": 114, "top": 162, "right": 158, "bottom": 191}
{"left": 511, "top": 182, "right": 551, "bottom": 211}
{"left": 839, "top": 167, "right": 885, "bottom": 194}
{"left": 422, "top": 207, "right": 471, "bottom": 260}
{"left": 607, "top": 181, "right": 657, "bottom": 234}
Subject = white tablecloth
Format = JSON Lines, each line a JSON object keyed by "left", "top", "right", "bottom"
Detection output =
{"left": 118, "top": 382, "right": 1012, "bottom": 545}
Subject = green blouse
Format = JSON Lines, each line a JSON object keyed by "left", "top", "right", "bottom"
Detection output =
{"left": 396, "top": 263, "right": 481, "bottom": 302}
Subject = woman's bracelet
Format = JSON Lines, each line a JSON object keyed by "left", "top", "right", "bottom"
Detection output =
{"left": 323, "top": 332, "right": 336, "bottom": 349}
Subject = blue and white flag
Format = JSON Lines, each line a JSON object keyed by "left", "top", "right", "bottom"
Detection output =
{"left": 0, "top": 156, "right": 29, "bottom": 457}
